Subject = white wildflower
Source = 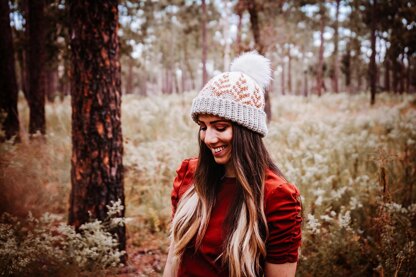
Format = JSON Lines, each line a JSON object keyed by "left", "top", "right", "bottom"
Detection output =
{"left": 331, "top": 187, "right": 348, "bottom": 200}
{"left": 320, "top": 215, "right": 333, "bottom": 222}
{"left": 306, "top": 214, "right": 321, "bottom": 234}
{"left": 349, "top": 197, "right": 363, "bottom": 210}
{"left": 338, "top": 210, "right": 352, "bottom": 230}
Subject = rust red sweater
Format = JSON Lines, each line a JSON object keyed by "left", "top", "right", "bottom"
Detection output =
{"left": 171, "top": 158, "right": 302, "bottom": 276}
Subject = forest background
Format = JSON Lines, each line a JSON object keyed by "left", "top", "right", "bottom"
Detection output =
{"left": 0, "top": 0, "right": 415, "bottom": 276}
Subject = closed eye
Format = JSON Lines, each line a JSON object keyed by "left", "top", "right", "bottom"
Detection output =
{"left": 215, "top": 125, "right": 230, "bottom": 132}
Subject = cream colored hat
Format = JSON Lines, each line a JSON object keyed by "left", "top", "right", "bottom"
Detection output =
{"left": 191, "top": 51, "right": 271, "bottom": 136}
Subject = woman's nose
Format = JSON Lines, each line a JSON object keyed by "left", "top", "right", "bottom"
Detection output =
{"left": 204, "top": 128, "right": 218, "bottom": 145}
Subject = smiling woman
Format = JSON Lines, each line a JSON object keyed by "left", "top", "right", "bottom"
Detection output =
{"left": 163, "top": 52, "right": 302, "bottom": 277}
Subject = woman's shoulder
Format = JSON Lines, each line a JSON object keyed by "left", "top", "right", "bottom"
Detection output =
{"left": 264, "top": 168, "right": 301, "bottom": 213}
{"left": 171, "top": 157, "right": 198, "bottom": 216}
{"left": 175, "top": 157, "right": 198, "bottom": 175}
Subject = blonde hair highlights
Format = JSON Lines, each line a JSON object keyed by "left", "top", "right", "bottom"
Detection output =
{"left": 170, "top": 168, "right": 268, "bottom": 277}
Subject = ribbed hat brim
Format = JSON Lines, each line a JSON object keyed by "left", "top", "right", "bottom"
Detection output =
{"left": 191, "top": 97, "right": 268, "bottom": 137}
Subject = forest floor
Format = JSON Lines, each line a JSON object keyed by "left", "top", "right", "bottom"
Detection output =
{"left": 121, "top": 228, "right": 168, "bottom": 276}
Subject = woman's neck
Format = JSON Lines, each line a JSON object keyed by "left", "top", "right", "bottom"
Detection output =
{"left": 224, "top": 162, "right": 236, "bottom": 177}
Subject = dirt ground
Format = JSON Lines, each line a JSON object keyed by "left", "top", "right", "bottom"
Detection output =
{"left": 115, "top": 228, "right": 169, "bottom": 277}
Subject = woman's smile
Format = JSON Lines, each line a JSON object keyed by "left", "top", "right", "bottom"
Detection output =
{"left": 213, "top": 145, "right": 227, "bottom": 155}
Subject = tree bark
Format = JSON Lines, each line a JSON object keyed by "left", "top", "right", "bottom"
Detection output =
{"left": 399, "top": 53, "right": 405, "bottom": 94}
{"left": 392, "top": 58, "right": 399, "bottom": 93}
{"left": 46, "top": 68, "right": 58, "bottom": 102}
{"left": 246, "top": 0, "right": 272, "bottom": 120}
{"left": 369, "top": 0, "right": 377, "bottom": 105}
{"left": 201, "top": 0, "right": 208, "bottom": 86}
{"left": 384, "top": 56, "right": 390, "bottom": 92}
{"left": 125, "top": 58, "right": 134, "bottom": 94}
{"left": 332, "top": 0, "right": 340, "bottom": 93}
{"left": 0, "top": 0, "right": 20, "bottom": 140}
{"left": 303, "top": 69, "right": 308, "bottom": 97}
{"left": 27, "top": 0, "right": 46, "bottom": 135}
{"left": 223, "top": 0, "right": 231, "bottom": 72}
{"left": 236, "top": 10, "right": 243, "bottom": 55}
{"left": 287, "top": 45, "right": 292, "bottom": 94}
{"left": 316, "top": 3, "right": 325, "bottom": 97}
{"left": 406, "top": 55, "right": 410, "bottom": 94}
{"left": 343, "top": 43, "right": 352, "bottom": 93}
{"left": 281, "top": 61, "right": 285, "bottom": 95}
{"left": 246, "top": 0, "right": 263, "bottom": 54}
{"left": 68, "top": 0, "right": 126, "bottom": 258}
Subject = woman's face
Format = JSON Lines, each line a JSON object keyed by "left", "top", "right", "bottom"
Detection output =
{"left": 198, "top": 114, "right": 233, "bottom": 167}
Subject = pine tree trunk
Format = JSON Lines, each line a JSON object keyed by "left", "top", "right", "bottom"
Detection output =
{"left": 46, "top": 68, "right": 58, "bottom": 102}
{"left": 392, "top": 58, "right": 399, "bottom": 93}
{"left": 246, "top": 0, "right": 263, "bottom": 54}
{"left": 246, "top": 0, "right": 272, "bottom": 120}
{"left": 281, "top": 61, "right": 285, "bottom": 95}
{"left": 125, "top": 59, "right": 134, "bottom": 94}
{"left": 201, "top": 0, "right": 208, "bottom": 86}
{"left": 344, "top": 43, "right": 352, "bottom": 93}
{"left": 68, "top": 0, "right": 126, "bottom": 258}
{"left": 369, "top": 0, "right": 377, "bottom": 105}
{"left": 0, "top": 0, "right": 20, "bottom": 140}
{"left": 287, "top": 47, "right": 292, "bottom": 94}
{"left": 303, "top": 69, "right": 308, "bottom": 97}
{"left": 236, "top": 10, "right": 243, "bottom": 54}
{"left": 316, "top": 3, "right": 325, "bottom": 97}
{"left": 223, "top": 1, "right": 231, "bottom": 72}
{"left": 332, "top": 0, "right": 340, "bottom": 93}
{"left": 27, "top": 0, "right": 46, "bottom": 135}
{"left": 399, "top": 53, "right": 405, "bottom": 94}
{"left": 406, "top": 56, "right": 410, "bottom": 94}
{"left": 264, "top": 87, "right": 272, "bottom": 123}
{"left": 384, "top": 57, "right": 390, "bottom": 92}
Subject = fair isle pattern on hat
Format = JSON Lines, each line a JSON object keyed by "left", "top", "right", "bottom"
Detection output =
{"left": 191, "top": 51, "right": 271, "bottom": 136}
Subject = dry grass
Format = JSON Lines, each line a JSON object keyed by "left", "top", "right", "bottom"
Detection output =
{"left": 1, "top": 91, "right": 415, "bottom": 276}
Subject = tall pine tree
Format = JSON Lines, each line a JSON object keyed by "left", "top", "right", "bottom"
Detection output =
{"left": 0, "top": 0, "right": 20, "bottom": 140}
{"left": 68, "top": 0, "right": 126, "bottom": 257}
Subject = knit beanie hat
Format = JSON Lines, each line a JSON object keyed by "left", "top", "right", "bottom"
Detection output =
{"left": 191, "top": 51, "right": 271, "bottom": 137}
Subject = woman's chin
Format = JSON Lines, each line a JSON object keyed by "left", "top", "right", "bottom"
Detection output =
{"left": 213, "top": 156, "right": 230, "bottom": 165}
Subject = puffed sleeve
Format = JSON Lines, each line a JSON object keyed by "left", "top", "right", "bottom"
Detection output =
{"left": 265, "top": 182, "right": 302, "bottom": 264}
{"left": 171, "top": 158, "right": 197, "bottom": 218}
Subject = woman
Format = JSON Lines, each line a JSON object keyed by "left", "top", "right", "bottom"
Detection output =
{"left": 163, "top": 52, "right": 302, "bottom": 277}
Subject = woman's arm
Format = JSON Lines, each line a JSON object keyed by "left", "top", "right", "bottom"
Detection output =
{"left": 265, "top": 262, "right": 297, "bottom": 277}
{"left": 163, "top": 242, "right": 174, "bottom": 277}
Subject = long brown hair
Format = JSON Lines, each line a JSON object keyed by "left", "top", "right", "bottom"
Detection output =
{"left": 171, "top": 123, "right": 284, "bottom": 276}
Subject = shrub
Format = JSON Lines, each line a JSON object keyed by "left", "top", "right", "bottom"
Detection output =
{"left": 0, "top": 201, "right": 125, "bottom": 276}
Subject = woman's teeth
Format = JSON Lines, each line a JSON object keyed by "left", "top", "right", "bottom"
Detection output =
{"left": 214, "top": 146, "right": 226, "bottom": 153}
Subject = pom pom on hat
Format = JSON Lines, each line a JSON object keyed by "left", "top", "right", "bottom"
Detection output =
{"left": 230, "top": 51, "right": 272, "bottom": 89}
